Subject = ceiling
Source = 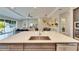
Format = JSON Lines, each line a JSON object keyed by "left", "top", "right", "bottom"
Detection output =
{"left": 0, "top": 7, "right": 70, "bottom": 20}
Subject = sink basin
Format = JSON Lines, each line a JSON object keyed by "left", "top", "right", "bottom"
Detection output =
{"left": 29, "top": 36, "right": 51, "bottom": 40}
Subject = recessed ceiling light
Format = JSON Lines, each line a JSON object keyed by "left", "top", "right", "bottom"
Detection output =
{"left": 10, "top": 7, "right": 15, "bottom": 9}
{"left": 33, "top": 7, "right": 37, "bottom": 8}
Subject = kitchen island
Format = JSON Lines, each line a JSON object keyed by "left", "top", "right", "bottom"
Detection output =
{"left": 0, "top": 31, "right": 79, "bottom": 51}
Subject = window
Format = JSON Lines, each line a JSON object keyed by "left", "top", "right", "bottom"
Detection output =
{"left": 0, "top": 19, "right": 16, "bottom": 40}
{"left": 0, "top": 19, "right": 16, "bottom": 33}
{"left": 5, "top": 20, "right": 16, "bottom": 32}
{"left": 0, "top": 19, "right": 5, "bottom": 33}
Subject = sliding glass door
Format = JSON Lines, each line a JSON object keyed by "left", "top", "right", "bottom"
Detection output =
{"left": 0, "top": 19, "right": 16, "bottom": 40}
{"left": 0, "top": 19, "right": 5, "bottom": 34}
{"left": 5, "top": 20, "right": 16, "bottom": 33}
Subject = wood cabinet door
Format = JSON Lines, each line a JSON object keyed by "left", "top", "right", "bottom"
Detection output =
{"left": 24, "top": 43, "right": 56, "bottom": 51}
{"left": 57, "top": 43, "right": 77, "bottom": 51}
{"left": 8, "top": 43, "right": 23, "bottom": 51}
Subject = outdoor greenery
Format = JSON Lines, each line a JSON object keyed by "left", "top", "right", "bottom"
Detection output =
{"left": 0, "top": 19, "right": 16, "bottom": 32}
{"left": 0, "top": 21, "right": 5, "bottom": 31}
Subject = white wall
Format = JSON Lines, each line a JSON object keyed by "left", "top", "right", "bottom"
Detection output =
{"left": 68, "top": 8, "right": 73, "bottom": 37}
{"left": 16, "top": 20, "right": 23, "bottom": 29}
{"left": 59, "top": 8, "right": 73, "bottom": 37}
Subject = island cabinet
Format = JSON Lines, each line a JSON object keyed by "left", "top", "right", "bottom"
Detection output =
{"left": 56, "top": 43, "right": 77, "bottom": 51}
{"left": 0, "top": 43, "right": 78, "bottom": 51}
{"left": 0, "top": 43, "right": 56, "bottom": 51}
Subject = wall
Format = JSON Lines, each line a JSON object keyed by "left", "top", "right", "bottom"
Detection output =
{"left": 16, "top": 20, "right": 23, "bottom": 29}
{"left": 59, "top": 8, "right": 73, "bottom": 37}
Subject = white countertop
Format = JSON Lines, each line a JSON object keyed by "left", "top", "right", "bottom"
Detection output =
{"left": 0, "top": 31, "right": 79, "bottom": 43}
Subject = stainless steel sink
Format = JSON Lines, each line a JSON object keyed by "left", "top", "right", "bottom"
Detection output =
{"left": 29, "top": 36, "right": 51, "bottom": 40}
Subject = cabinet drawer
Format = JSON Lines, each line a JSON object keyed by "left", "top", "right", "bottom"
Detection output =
{"left": 24, "top": 43, "right": 55, "bottom": 49}
{"left": 9, "top": 48, "right": 23, "bottom": 51}
{"left": 57, "top": 43, "right": 77, "bottom": 46}
{"left": 57, "top": 43, "right": 77, "bottom": 51}
{"left": 57, "top": 46, "right": 77, "bottom": 51}
{"left": 8, "top": 44, "right": 23, "bottom": 49}
{"left": 24, "top": 48, "right": 55, "bottom": 51}
{"left": 0, "top": 49, "right": 9, "bottom": 51}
